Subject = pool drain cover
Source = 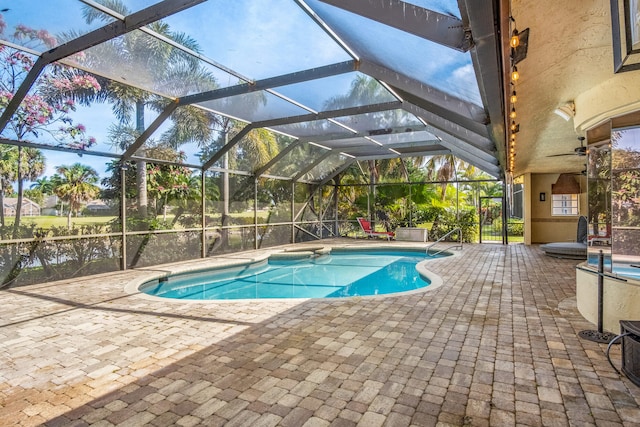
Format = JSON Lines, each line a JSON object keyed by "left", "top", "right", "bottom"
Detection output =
{"left": 579, "top": 329, "right": 619, "bottom": 343}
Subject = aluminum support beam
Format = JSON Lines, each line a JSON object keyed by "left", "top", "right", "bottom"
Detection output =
{"left": 329, "top": 137, "right": 442, "bottom": 150}
{"left": 292, "top": 150, "right": 335, "bottom": 182}
{"left": 437, "top": 144, "right": 501, "bottom": 177}
{"left": 320, "top": 0, "right": 472, "bottom": 52}
{"left": 179, "top": 60, "right": 357, "bottom": 106}
{"left": 254, "top": 101, "right": 402, "bottom": 129}
{"left": 315, "top": 158, "right": 356, "bottom": 187}
{"left": 355, "top": 149, "right": 451, "bottom": 161}
{"left": 0, "top": 0, "right": 205, "bottom": 133}
{"left": 199, "top": 101, "right": 400, "bottom": 172}
{"left": 433, "top": 134, "right": 501, "bottom": 176}
{"left": 289, "top": 124, "right": 430, "bottom": 145}
{"left": 359, "top": 61, "right": 488, "bottom": 127}
{"left": 202, "top": 124, "right": 255, "bottom": 170}
{"left": 460, "top": 0, "right": 506, "bottom": 176}
{"left": 253, "top": 141, "right": 303, "bottom": 177}
{"left": 401, "top": 102, "right": 495, "bottom": 155}
{"left": 122, "top": 101, "right": 179, "bottom": 159}
{"left": 0, "top": 138, "right": 119, "bottom": 159}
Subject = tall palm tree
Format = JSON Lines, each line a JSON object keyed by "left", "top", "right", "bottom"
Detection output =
{"left": 0, "top": 145, "right": 18, "bottom": 229}
{"left": 53, "top": 163, "right": 100, "bottom": 228}
{"left": 422, "top": 154, "right": 477, "bottom": 201}
{"left": 13, "top": 147, "right": 45, "bottom": 238}
{"left": 30, "top": 176, "right": 55, "bottom": 195}
{"left": 0, "top": 147, "right": 46, "bottom": 237}
{"left": 66, "top": 0, "right": 218, "bottom": 218}
{"left": 323, "top": 76, "right": 410, "bottom": 218}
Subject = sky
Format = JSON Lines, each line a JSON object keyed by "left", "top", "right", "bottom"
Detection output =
{"left": 0, "top": 0, "right": 480, "bottom": 187}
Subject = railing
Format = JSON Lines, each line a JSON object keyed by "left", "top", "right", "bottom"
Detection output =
{"left": 426, "top": 227, "right": 463, "bottom": 256}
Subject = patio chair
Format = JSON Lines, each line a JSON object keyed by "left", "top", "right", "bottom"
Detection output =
{"left": 540, "top": 215, "right": 588, "bottom": 259}
{"left": 357, "top": 217, "right": 395, "bottom": 241}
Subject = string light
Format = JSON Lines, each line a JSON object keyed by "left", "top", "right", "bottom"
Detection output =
{"left": 511, "top": 66, "right": 519, "bottom": 81}
{"left": 508, "top": 11, "right": 522, "bottom": 175}
{"left": 510, "top": 28, "right": 520, "bottom": 48}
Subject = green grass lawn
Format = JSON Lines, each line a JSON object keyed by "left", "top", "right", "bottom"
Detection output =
{"left": 5, "top": 216, "right": 116, "bottom": 228}
{"left": 480, "top": 228, "right": 524, "bottom": 243}
{"left": 4, "top": 211, "right": 272, "bottom": 230}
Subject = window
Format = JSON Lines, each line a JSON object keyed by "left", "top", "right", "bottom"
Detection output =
{"left": 552, "top": 194, "right": 579, "bottom": 216}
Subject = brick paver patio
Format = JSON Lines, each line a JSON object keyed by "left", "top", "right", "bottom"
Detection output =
{"left": 1, "top": 241, "right": 639, "bottom": 426}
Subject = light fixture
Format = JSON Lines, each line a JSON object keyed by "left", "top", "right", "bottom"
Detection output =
{"left": 511, "top": 133, "right": 516, "bottom": 141}
{"left": 510, "top": 29, "right": 520, "bottom": 48}
{"left": 510, "top": 106, "right": 517, "bottom": 119}
{"left": 510, "top": 91, "right": 517, "bottom": 104}
{"left": 553, "top": 102, "right": 575, "bottom": 121}
{"left": 511, "top": 66, "right": 519, "bottom": 81}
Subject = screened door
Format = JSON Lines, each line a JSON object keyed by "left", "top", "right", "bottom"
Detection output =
{"left": 480, "top": 196, "right": 505, "bottom": 243}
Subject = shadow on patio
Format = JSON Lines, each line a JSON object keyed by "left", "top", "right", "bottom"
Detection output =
{"left": 1, "top": 243, "right": 639, "bottom": 426}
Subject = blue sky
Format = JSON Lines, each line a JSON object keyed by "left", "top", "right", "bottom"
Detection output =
{"left": 1, "top": 0, "right": 478, "bottom": 186}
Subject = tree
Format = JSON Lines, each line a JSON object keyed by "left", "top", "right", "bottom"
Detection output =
{"left": 421, "top": 155, "right": 477, "bottom": 201}
{"left": 53, "top": 163, "right": 100, "bottom": 228}
{"left": 30, "top": 176, "right": 55, "bottom": 195}
{"left": 12, "top": 147, "right": 45, "bottom": 234}
{"left": 71, "top": 0, "right": 217, "bottom": 218}
{"left": 0, "top": 144, "right": 17, "bottom": 229}
{"left": 322, "top": 76, "right": 414, "bottom": 223}
{"left": 148, "top": 163, "right": 200, "bottom": 225}
{"left": 0, "top": 14, "right": 99, "bottom": 238}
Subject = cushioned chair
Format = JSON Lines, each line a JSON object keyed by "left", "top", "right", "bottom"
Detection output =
{"left": 540, "top": 215, "right": 588, "bottom": 259}
{"left": 357, "top": 217, "right": 395, "bottom": 240}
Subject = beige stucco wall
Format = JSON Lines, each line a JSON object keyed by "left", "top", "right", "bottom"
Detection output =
{"left": 529, "top": 173, "right": 587, "bottom": 244}
{"left": 576, "top": 266, "right": 640, "bottom": 334}
{"left": 575, "top": 73, "right": 640, "bottom": 134}
{"left": 567, "top": 71, "right": 640, "bottom": 335}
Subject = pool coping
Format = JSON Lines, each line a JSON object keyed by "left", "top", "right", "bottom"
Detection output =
{"left": 124, "top": 242, "right": 453, "bottom": 303}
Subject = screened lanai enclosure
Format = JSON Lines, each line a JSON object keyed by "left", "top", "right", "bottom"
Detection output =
{"left": 0, "top": 0, "right": 508, "bottom": 286}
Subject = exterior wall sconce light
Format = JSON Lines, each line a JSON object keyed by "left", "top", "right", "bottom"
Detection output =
{"left": 554, "top": 102, "right": 575, "bottom": 121}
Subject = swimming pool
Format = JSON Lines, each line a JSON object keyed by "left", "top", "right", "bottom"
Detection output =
{"left": 139, "top": 249, "right": 445, "bottom": 300}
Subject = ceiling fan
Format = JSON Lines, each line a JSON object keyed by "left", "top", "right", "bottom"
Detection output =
{"left": 547, "top": 136, "right": 587, "bottom": 157}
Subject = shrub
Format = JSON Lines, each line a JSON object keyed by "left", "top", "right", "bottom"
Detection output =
{"left": 507, "top": 219, "right": 524, "bottom": 236}
{"left": 430, "top": 207, "right": 478, "bottom": 243}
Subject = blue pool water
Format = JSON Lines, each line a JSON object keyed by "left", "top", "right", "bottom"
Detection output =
{"left": 587, "top": 253, "right": 640, "bottom": 280}
{"left": 140, "top": 250, "right": 442, "bottom": 300}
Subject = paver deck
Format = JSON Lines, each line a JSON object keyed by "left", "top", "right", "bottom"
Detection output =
{"left": 1, "top": 241, "right": 639, "bottom": 426}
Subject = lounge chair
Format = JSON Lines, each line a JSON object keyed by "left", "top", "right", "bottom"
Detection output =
{"left": 357, "top": 217, "right": 395, "bottom": 241}
{"left": 540, "top": 215, "right": 588, "bottom": 259}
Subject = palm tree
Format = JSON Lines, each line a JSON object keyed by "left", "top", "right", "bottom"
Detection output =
{"left": 66, "top": 0, "right": 218, "bottom": 218}
{"left": 422, "top": 154, "right": 476, "bottom": 201}
{"left": 53, "top": 163, "right": 100, "bottom": 228}
{"left": 30, "top": 176, "right": 55, "bottom": 195}
{"left": 322, "top": 76, "right": 418, "bottom": 220}
{"left": 12, "top": 147, "right": 45, "bottom": 238}
{"left": 0, "top": 145, "right": 18, "bottom": 229}
{"left": 0, "top": 144, "right": 47, "bottom": 235}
